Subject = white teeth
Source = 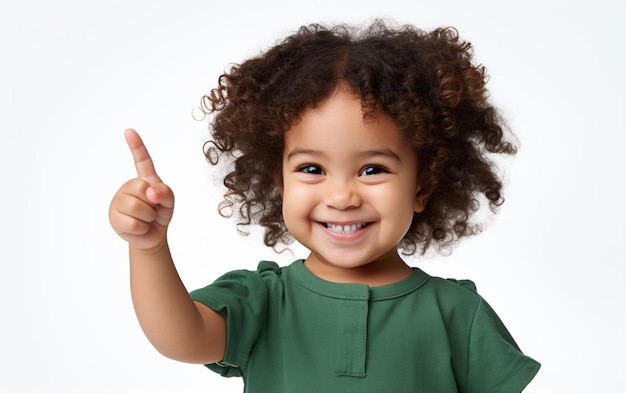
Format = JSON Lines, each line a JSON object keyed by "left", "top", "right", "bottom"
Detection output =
{"left": 325, "top": 222, "right": 366, "bottom": 235}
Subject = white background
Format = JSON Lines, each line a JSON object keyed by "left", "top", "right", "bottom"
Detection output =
{"left": 1, "top": 0, "right": 624, "bottom": 392}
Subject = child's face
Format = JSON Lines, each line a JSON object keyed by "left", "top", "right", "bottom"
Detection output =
{"left": 279, "top": 88, "right": 427, "bottom": 281}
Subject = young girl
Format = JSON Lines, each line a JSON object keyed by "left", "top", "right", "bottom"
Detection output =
{"left": 110, "top": 20, "right": 540, "bottom": 392}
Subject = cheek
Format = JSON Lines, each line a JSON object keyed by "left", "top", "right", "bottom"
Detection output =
{"left": 280, "top": 193, "right": 312, "bottom": 244}
{"left": 373, "top": 184, "right": 417, "bottom": 226}
{"left": 373, "top": 182, "right": 416, "bottom": 208}
{"left": 280, "top": 182, "right": 311, "bottom": 223}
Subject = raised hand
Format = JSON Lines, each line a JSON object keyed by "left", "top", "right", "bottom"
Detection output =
{"left": 109, "top": 129, "right": 175, "bottom": 252}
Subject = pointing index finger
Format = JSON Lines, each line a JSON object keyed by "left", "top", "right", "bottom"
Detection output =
{"left": 125, "top": 128, "right": 161, "bottom": 184}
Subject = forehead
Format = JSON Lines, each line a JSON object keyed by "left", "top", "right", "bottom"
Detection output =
{"left": 284, "top": 88, "right": 415, "bottom": 160}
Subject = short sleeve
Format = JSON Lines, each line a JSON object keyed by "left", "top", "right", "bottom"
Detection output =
{"left": 189, "top": 266, "right": 271, "bottom": 377}
{"left": 467, "top": 298, "right": 541, "bottom": 392}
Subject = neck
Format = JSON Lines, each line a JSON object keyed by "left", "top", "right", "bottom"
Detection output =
{"left": 304, "top": 252, "right": 412, "bottom": 287}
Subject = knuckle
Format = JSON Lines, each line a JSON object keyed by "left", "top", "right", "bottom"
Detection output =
{"left": 126, "top": 196, "right": 146, "bottom": 212}
{"left": 123, "top": 178, "right": 150, "bottom": 194}
{"left": 126, "top": 217, "right": 148, "bottom": 234}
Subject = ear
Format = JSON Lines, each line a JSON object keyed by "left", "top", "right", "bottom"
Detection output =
{"left": 273, "top": 171, "right": 284, "bottom": 198}
{"left": 414, "top": 185, "right": 431, "bottom": 213}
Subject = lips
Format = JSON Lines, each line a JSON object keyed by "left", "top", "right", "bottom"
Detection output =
{"left": 322, "top": 222, "right": 369, "bottom": 235}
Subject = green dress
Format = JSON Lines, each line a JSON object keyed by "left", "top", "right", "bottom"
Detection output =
{"left": 190, "top": 260, "right": 540, "bottom": 392}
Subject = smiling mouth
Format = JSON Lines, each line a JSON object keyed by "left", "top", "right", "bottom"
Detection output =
{"left": 322, "top": 222, "right": 369, "bottom": 235}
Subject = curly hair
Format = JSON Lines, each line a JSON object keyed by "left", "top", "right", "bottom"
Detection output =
{"left": 200, "top": 20, "right": 517, "bottom": 255}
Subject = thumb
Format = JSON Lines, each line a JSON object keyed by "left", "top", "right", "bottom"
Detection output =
{"left": 146, "top": 183, "right": 175, "bottom": 229}
{"left": 146, "top": 183, "right": 175, "bottom": 209}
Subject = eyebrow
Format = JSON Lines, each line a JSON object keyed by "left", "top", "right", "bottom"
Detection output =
{"left": 357, "top": 149, "right": 402, "bottom": 162}
{"left": 286, "top": 148, "right": 325, "bottom": 161}
{"left": 286, "top": 147, "right": 402, "bottom": 162}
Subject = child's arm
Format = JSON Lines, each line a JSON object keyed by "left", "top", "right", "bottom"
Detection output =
{"left": 109, "top": 128, "right": 226, "bottom": 364}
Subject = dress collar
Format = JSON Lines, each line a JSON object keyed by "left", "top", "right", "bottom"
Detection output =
{"left": 287, "top": 259, "right": 430, "bottom": 301}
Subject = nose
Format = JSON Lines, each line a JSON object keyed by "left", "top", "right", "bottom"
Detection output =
{"left": 323, "top": 177, "right": 362, "bottom": 210}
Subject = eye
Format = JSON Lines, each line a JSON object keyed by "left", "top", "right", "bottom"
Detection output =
{"left": 297, "top": 164, "right": 324, "bottom": 175}
{"left": 360, "top": 165, "right": 388, "bottom": 176}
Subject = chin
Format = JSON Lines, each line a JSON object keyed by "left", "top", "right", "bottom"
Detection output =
{"left": 315, "top": 252, "right": 379, "bottom": 269}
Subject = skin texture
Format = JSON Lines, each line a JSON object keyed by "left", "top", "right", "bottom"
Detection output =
{"left": 279, "top": 87, "right": 429, "bottom": 286}
{"left": 109, "top": 129, "right": 226, "bottom": 364}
